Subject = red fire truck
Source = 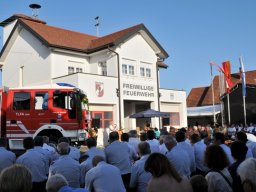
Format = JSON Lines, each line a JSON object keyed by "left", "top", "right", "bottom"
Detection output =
{"left": 0, "top": 83, "right": 89, "bottom": 149}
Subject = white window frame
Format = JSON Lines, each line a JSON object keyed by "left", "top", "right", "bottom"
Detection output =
{"left": 140, "top": 67, "right": 145, "bottom": 77}
{"left": 98, "top": 61, "right": 107, "bottom": 76}
{"left": 129, "top": 65, "right": 135, "bottom": 75}
{"left": 76, "top": 67, "right": 83, "bottom": 73}
{"left": 68, "top": 66, "right": 74, "bottom": 74}
{"left": 122, "top": 64, "right": 128, "bottom": 75}
{"left": 146, "top": 68, "right": 151, "bottom": 78}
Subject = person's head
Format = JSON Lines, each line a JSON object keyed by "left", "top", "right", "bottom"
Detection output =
{"left": 190, "top": 133, "right": 200, "bottom": 144}
{"left": 140, "top": 132, "right": 147, "bottom": 141}
{"left": 144, "top": 153, "right": 181, "bottom": 182}
{"left": 109, "top": 131, "right": 119, "bottom": 143}
{"left": 46, "top": 174, "right": 68, "bottom": 192}
{"left": 169, "top": 127, "right": 176, "bottom": 136}
{"left": 138, "top": 141, "right": 151, "bottom": 156}
{"left": 34, "top": 136, "right": 44, "bottom": 147}
{"left": 237, "top": 158, "right": 256, "bottom": 192}
{"left": 231, "top": 141, "right": 248, "bottom": 161}
{"left": 200, "top": 131, "right": 208, "bottom": 139}
{"left": 236, "top": 131, "right": 248, "bottom": 143}
{"left": 0, "top": 164, "right": 32, "bottom": 192}
{"left": 23, "top": 137, "right": 34, "bottom": 150}
{"left": 164, "top": 135, "right": 177, "bottom": 151}
{"left": 86, "top": 137, "right": 97, "bottom": 148}
{"left": 213, "top": 132, "right": 225, "bottom": 145}
{"left": 57, "top": 142, "right": 70, "bottom": 155}
{"left": 129, "top": 130, "right": 137, "bottom": 138}
{"left": 175, "top": 130, "right": 186, "bottom": 142}
{"left": 92, "top": 155, "right": 105, "bottom": 167}
{"left": 159, "top": 135, "right": 167, "bottom": 145}
{"left": 42, "top": 136, "right": 50, "bottom": 144}
{"left": 121, "top": 133, "right": 129, "bottom": 142}
{"left": 58, "top": 137, "right": 70, "bottom": 144}
{"left": 0, "top": 137, "right": 7, "bottom": 147}
{"left": 146, "top": 130, "right": 155, "bottom": 140}
{"left": 190, "top": 175, "right": 208, "bottom": 192}
{"left": 154, "top": 128, "right": 158, "bottom": 131}
{"left": 204, "top": 145, "right": 229, "bottom": 170}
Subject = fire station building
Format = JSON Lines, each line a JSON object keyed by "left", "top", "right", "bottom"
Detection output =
{"left": 0, "top": 14, "right": 187, "bottom": 132}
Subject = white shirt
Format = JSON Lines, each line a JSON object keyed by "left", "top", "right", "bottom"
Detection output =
{"left": 128, "top": 137, "right": 140, "bottom": 153}
{"left": 177, "top": 141, "right": 196, "bottom": 172}
{"left": 193, "top": 140, "right": 209, "bottom": 173}
{"left": 166, "top": 145, "right": 191, "bottom": 178}
{"left": 85, "top": 161, "right": 126, "bottom": 192}
{"left": 146, "top": 139, "right": 160, "bottom": 153}
{"left": 205, "top": 168, "right": 233, "bottom": 192}
{"left": 104, "top": 140, "right": 131, "bottom": 174}
{"left": 130, "top": 155, "right": 152, "bottom": 192}
{"left": 220, "top": 144, "right": 234, "bottom": 165}
{"left": 159, "top": 143, "right": 168, "bottom": 155}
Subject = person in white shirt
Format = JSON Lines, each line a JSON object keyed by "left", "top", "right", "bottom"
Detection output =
{"left": 175, "top": 130, "right": 196, "bottom": 174}
{"left": 130, "top": 142, "right": 152, "bottom": 192}
{"left": 85, "top": 156, "right": 126, "bottom": 192}
{"left": 128, "top": 130, "right": 140, "bottom": 154}
{"left": 204, "top": 145, "right": 233, "bottom": 192}
{"left": 213, "top": 132, "right": 234, "bottom": 165}
{"left": 191, "top": 133, "right": 209, "bottom": 176}
{"left": 164, "top": 135, "right": 191, "bottom": 178}
{"left": 104, "top": 131, "right": 131, "bottom": 190}
{"left": 237, "top": 158, "right": 256, "bottom": 192}
{"left": 159, "top": 135, "right": 168, "bottom": 155}
{"left": 146, "top": 130, "right": 159, "bottom": 153}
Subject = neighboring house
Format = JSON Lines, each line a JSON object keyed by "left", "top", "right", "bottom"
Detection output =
{"left": 187, "top": 70, "right": 256, "bottom": 126}
{"left": 0, "top": 14, "right": 187, "bottom": 131}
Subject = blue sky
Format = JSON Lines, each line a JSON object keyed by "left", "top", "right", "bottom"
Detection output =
{"left": 1, "top": 0, "right": 256, "bottom": 94}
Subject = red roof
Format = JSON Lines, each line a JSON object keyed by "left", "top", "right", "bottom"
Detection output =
{"left": 20, "top": 19, "right": 97, "bottom": 51}
{"left": 0, "top": 14, "right": 168, "bottom": 60}
{"left": 187, "top": 70, "right": 256, "bottom": 107}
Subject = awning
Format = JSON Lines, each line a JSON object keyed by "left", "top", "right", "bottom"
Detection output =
{"left": 187, "top": 105, "right": 221, "bottom": 117}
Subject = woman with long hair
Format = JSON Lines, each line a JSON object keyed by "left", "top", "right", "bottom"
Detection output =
{"left": 144, "top": 153, "right": 192, "bottom": 192}
{"left": 204, "top": 145, "right": 233, "bottom": 192}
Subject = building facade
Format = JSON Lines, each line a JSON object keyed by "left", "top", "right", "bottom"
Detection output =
{"left": 0, "top": 14, "right": 187, "bottom": 131}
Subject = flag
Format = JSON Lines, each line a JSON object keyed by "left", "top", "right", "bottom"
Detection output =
{"left": 210, "top": 61, "right": 233, "bottom": 93}
{"left": 222, "top": 61, "right": 233, "bottom": 93}
{"left": 239, "top": 57, "right": 246, "bottom": 97}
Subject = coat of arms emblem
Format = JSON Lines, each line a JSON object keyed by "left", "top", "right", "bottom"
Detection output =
{"left": 95, "top": 82, "right": 104, "bottom": 97}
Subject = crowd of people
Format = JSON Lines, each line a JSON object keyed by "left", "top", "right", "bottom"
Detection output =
{"left": 0, "top": 124, "right": 256, "bottom": 192}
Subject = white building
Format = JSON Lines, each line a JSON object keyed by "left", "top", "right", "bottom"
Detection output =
{"left": 0, "top": 14, "right": 187, "bottom": 131}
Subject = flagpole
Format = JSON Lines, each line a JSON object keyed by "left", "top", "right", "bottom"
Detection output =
{"left": 239, "top": 56, "right": 247, "bottom": 126}
{"left": 219, "top": 71, "right": 224, "bottom": 127}
{"left": 210, "top": 64, "right": 216, "bottom": 126}
{"left": 227, "top": 93, "right": 231, "bottom": 125}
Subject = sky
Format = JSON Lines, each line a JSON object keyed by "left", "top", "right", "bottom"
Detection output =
{"left": 0, "top": 0, "right": 256, "bottom": 94}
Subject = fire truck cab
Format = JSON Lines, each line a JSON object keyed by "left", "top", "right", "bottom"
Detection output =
{"left": 0, "top": 83, "right": 89, "bottom": 150}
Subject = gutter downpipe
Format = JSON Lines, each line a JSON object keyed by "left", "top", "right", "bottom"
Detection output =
{"left": 108, "top": 47, "right": 122, "bottom": 130}
{"left": 156, "top": 64, "right": 161, "bottom": 129}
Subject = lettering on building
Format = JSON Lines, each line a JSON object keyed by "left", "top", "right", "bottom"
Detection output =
{"left": 123, "top": 83, "right": 154, "bottom": 97}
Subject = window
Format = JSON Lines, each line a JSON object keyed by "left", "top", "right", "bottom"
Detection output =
{"left": 53, "top": 91, "right": 70, "bottom": 109}
{"left": 68, "top": 67, "right": 74, "bottom": 74}
{"left": 170, "top": 93, "right": 174, "bottom": 100}
{"left": 146, "top": 68, "right": 151, "bottom": 77}
{"left": 91, "top": 111, "right": 113, "bottom": 128}
{"left": 170, "top": 112, "right": 180, "bottom": 126}
{"left": 98, "top": 61, "right": 107, "bottom": 76}
{"left": 35, "top": 92, "right": 48, "bottom": 110}
{"left": 129, "top": 65, "right": 134, "bottom": 75}
{"left": 76, "top": 68, "right": 83, "bottom": 73}
{"left": 122, "top": 64, "right": 128, "bottom": 75}
{"left": 140, "top": 67, "right": 145, "bottom": 77}
{"left": 13, "top": 92, "right": 30, "bottom": 110}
